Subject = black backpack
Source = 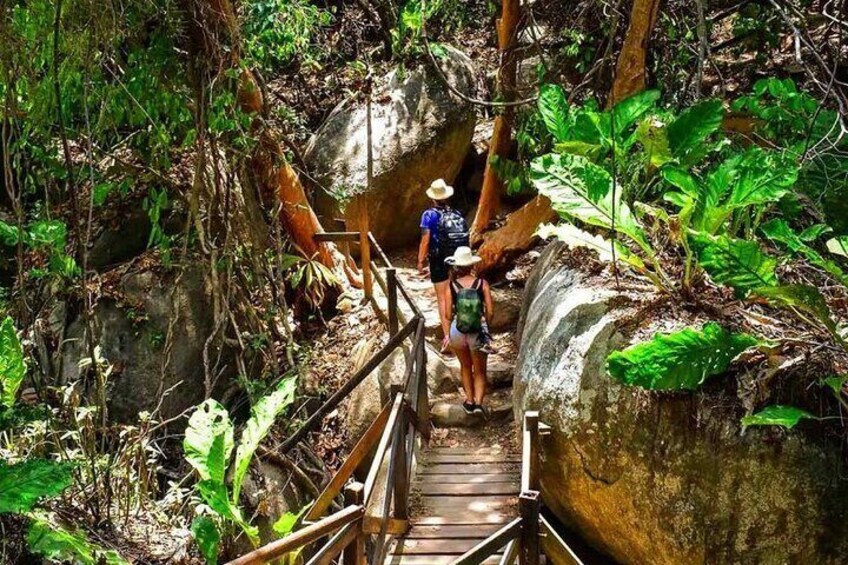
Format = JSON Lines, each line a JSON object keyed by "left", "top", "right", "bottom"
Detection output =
{"left": 436, "top": 208, "right": 469, "bottom": 256}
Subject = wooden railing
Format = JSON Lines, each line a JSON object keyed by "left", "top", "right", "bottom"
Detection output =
{"left": 228, "top": 231, "right": 428, "bottom": 565}
{"left": 452, "top": 412, "right": 585, "bottom": 565}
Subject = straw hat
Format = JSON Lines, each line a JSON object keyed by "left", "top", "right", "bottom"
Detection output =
{"left": 444, "top": 246, "right": 481, "bottom": 267}
{"left": 426, "top": 178, "right": 454, "bottom": 200}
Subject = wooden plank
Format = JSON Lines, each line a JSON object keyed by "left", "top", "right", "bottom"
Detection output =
{"left": 391, "top": 538, "right": 507, "bottom": 556}
{"left": 413, "top": 496, "right": 516, "bottom": 525}
{"left": 412, "top": 515, "right": 512, "bottom": 526}
{"left": 422, "top": 454, "right": 521, "bottom": 464}
{"left": 314, "top": 231, "right": 360, "bottom": 242}
{"left": 383, "top": 555, "right": 503, "bottom": 565}
{"left": 418, "top": 482, "right": 519, "bottom": 496}
{"left": 419, "top": 463, "right": 519, "bottom": 475}
{"left": 305, "top": 405, "right": 390, "bottom": 521}
{"left": 427, "top": 447, "right": 508, "bottom": 455}
{"left": 540, "top": 516, "right": 585, "bottom": 565}
{"left": 417, "top": 473, "right": 520, "bottom": 485}
{"left": 363, "top": 516, "right": 408, "bottom": 535}
{"left": 404, "top": 524, "right": 507, "bottom": 540}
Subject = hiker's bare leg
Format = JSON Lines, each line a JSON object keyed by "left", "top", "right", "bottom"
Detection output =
{"left": 471, "top": 350, "right": 488, "bottom": 405}
{"left": 434, "top": 279, "right": 449, "bottom": 336}
{"left": 454, "top": 346, "right": 474, "bottom": 403}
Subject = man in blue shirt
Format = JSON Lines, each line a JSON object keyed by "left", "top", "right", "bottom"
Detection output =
{"left": 418, "top": 178, "right": 454, "bottom": 351}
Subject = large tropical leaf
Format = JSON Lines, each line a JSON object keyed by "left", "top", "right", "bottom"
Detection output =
{"left": 826, "top": 236, "right": 848, "bottom": 259}
{"left": 725, "top": 148, "right": 798, "bottom": 210}
{"left": 537, "top": 84, "right": 571, "bottom": 142}
{"left": 27, "top": 518, "right": 128, "bottom": 565}
{"left": 761, "top": 219, "right": 848, "bottom": 286}
{"left": 752, "top": 284, "right": 840, "bottom": 337}
{"left": 610, "top": 89, "right": 661, "bottom": 132}
{"left": 606, "top": 322, "right": 760, "bottom": 390}
{"left": 197, "top": 480, "right": 259, "bottom": 545}
{"left": 0, "top": 317, "right": 26, "bottom": 408}
{"left": 530, "top": 153, "right": 649, "bottom": 249}
{"left": 232, "top": 376, "right": 297, "bottom": 501}
{"left": 741, "top": 405, "right": 815, "bottom": 429}
{"left": 184, "top": 399, "right": 234, "bottom": 484}
{"left": 666, "top": 99, "right": 724, "bottom": 164}
{"left": 0, "top": 459, "right": 74, "bottom": 514}
{"left": 192, "top": 516, "right": 220, "bottom": 565}
{"left": 690, "top": 232, "right": 778, "bottom": 296}
{"left": 537, "top": 223, "right": 646, "bottom": 271}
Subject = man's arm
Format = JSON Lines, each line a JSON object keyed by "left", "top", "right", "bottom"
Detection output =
{"left": 417, "top": 230, "right": 430, "bottom": 273}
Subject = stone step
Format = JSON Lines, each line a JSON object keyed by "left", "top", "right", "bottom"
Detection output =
{"left": 429, "top": 389, "right": 514, "bottom": 428}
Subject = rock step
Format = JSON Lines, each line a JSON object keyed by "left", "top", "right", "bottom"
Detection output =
{"left": 429, "top": 389, "right": 513, "bottom": 429}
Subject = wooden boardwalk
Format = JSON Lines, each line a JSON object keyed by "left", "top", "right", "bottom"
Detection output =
{"left": 385, "top": 445, "right": 522, "bottom": 564}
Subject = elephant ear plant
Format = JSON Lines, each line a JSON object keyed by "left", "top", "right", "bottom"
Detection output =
{"left": 184, "top": 376, "right": 298, "bottom": 562}
{"left": 527, "top": 82, "right": 848, "bottom": 428}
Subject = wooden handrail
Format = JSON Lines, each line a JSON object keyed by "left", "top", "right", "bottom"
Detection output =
{"left": 540, "top": 515, "right": 585, "bottom": 565}
{"left": 521, "top": 411, "right": 540, "bottom": 492}
{"left": 451, "top": 518, "right": 522, "bottom": 564}
{"left": 225, "top": 505, "right": 364, "bottom": 565}
{"left": 314, "top": 231, "right": 360, "bottom": 242}
{"left": 277, "top": 317, "right": 419, "bottom": 454}
{"left": 363, "top": 393, "right": 405, "bottom": 504}
{"left": 305, "top": 522, "right": 358, "bottom": 565}
{"left": 304, "top": 404, "right": 391, "bottom": 522}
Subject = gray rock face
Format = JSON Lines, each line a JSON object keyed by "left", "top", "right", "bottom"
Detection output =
{"left": 61, "top": 266, "right": 233, "bottom": 424}
{"left": 514, "top": 242, "right": 848, "bottom": 564}
{"left": 306, "top": 45, "right": 477, "bottom": 249}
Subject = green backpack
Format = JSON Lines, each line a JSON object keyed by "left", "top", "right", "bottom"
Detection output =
{"left": 452, "top": 279, "right": 483, "bottom": 333}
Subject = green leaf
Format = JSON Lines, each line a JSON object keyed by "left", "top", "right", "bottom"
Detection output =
{"left": 690, "top": 232, "right": 778, "bottom": 296}
{"left": 530, "top": 153, "right": 649, "bottom": 250}
{"left": 537, "top": 84, "right": 571, "bottom": 142}
{"left": 184, "top": 399, "right": 234, "bottom": 484}
{"left": 192, "top": 516, "right": 220, "bottom": 565}
{"left": 0, "top": 317, "right": 27, "bottom": 407}
{"left": 27, "top": 518, "right": 128, "bottom": 565}
{"left": 635, "top": 118, "right": 672, "bottom": 168}
{"left": 0, "top": 459, "right": 74, "bottom": 514}
{"left": 752, "top": 284, "right": 839, "bottom": 336}
{"left": 799, "top": 224, "right": 832, "bottom": 242}
{"left": 232, "top": 376, "right": 297, "bottom": 501}
{"left": 197, "top": 480, "right": 258, "bottom": 545}
{"left": 0, "top": 221, "right": 22, "bottom": 246}
{"left": 761, "top": 219, "right": 848, "bottom": 286}
{"left": 666, "top": 99, "right": 724, "bottom": 164}
{"left": 741, "top": 405, "right": 815, "bottom": 429}
{"left": 272, "top": 504, "right": 310, "bottom": 536}
{"left": 826, "top": 236, "right": 848, "bottom": 259}
{"left": 536, "top": 223, "right": 645, "bottom": 271}
{"left": 611, "top": 89, "right": 660, "bottom": 132}
{"left": 821, "top": 375, "right": 847, "bottom": 396}
{"left": 725, "top": 148, "right": 798, "bottom": 210}
{"left": 606, "top": 322, "right": 760, "bottom": 390}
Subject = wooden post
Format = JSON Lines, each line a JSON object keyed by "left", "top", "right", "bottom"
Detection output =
{"left": 343, "top": 482, "right": 366, "bottom": 565}
{"left": 519, "top": 490, "right": 541, "bottom": 565}
{"left": 361, "top": 76, "right": 374, "bottom": 300}
{"left": 393, "top": 399, "right": 409, "bottom": 520}
{"left": 524, "top": 411, "right": 540, "bottom": 492}
{"left": 387, "top": 267, "right": 399, "bottom": 335}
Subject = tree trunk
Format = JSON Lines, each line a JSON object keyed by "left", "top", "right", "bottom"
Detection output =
{"left": 610, "top": 0, "right": 661, "bottom": 105}
{"left": 184, "top": 0, "right": 343, "bottom": 272}
{"left": 476, "top": 195, "right": 557, "bottom": 274}
{"left": 470, "top": 0, "right": 521, "bottom": 244}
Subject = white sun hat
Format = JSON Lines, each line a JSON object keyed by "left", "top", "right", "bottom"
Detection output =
{"left": 445, "top": 246, "right": 482, "bottom": 267}
{"left": 426, "top": 178, "right": 454, "bottom": 200}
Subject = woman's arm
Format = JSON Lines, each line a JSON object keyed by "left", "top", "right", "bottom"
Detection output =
{"left": 442, "top": 281, "right": 453, "bottom": 337}
{"left": 417, "top": 230, "right": 430, "bottom": 273}
{"left": 482, "top": 279, "right": 494, "bottom": 322}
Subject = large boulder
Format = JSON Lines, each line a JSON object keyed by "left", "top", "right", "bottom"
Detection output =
{"left": 514, "top": 242, "right": 848, "bottom": 564}
{"left": 305, "top": 45, "right": 477, "bottom": 249}
{"left": 61, "top": 265, "right": 233, "bottom": 424}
